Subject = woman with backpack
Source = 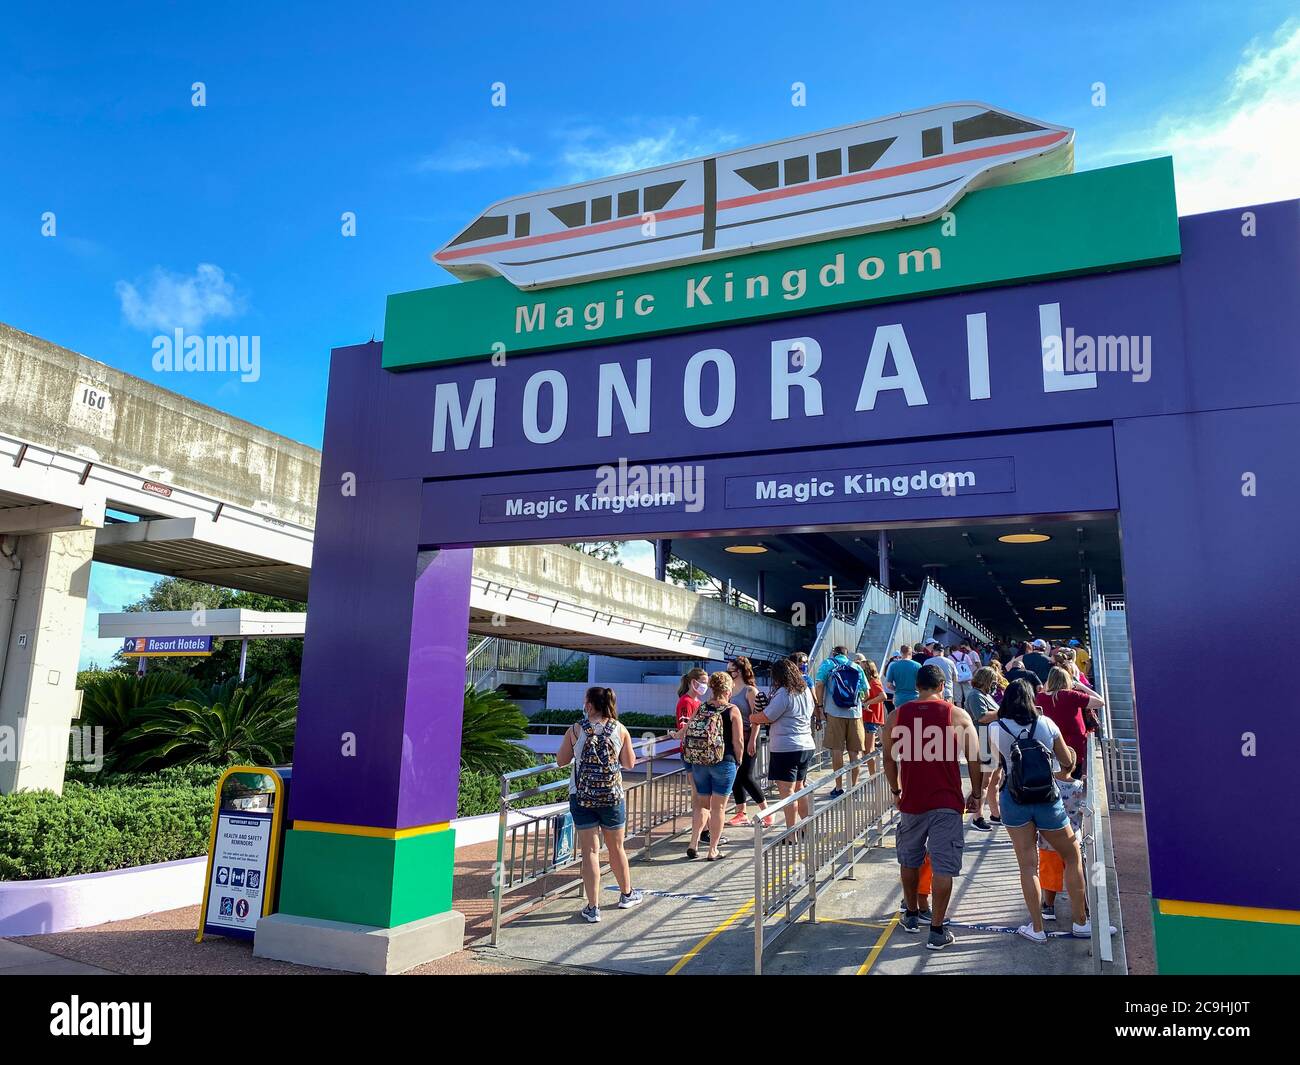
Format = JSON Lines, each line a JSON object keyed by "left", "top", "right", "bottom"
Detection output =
{"left": 725, "top": 656, "right": 772, "bottom": 828}
{"left": 681, "top": 671, "right": 745, "bottom": 860}
{"left": 1036, "top": 666, "right": 1104, "bottom": 780}
{"left": 992, "top": 679, "right": 1092, "bottom": 942}
{"left": 555, "top": 687, "right": 643, "bottom": 923}
{"left": 964, "top": 666, "right": 1001, "bottom": 831}
{"left": 747, "top": 656, "right": 815, "bottom": 830}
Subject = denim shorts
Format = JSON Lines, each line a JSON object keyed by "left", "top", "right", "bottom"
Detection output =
{"left": 768, "top": 748, "right": 814, "bottom": 783}
{"left": 569, "top": 795, "right": 626, "bottom": 831}
{"left": 999, "top": 788, "right": 1069, "bottom": 831}
{"left": 691, "top": 758, "right": 738, "bottom": 796}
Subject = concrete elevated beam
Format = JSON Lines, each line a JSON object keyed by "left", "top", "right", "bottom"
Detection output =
{"left": 0, "top": 323, "right": 320, "bottom": 529}
{"left": 472, "top": 544, "right": 800, "bottom": 660}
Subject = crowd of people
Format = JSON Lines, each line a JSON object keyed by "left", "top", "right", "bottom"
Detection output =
{"left": 557, "top": 635, "right": 1105, "bottom": 950}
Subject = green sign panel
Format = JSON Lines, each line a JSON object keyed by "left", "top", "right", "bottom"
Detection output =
{"left": 383, "top": 157, "right": 1179, "bottom": 371}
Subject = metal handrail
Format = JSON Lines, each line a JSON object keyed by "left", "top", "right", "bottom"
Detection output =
{"left": 751, "top": 750, "right": 896, "bottom": 974}
{"left": 1082, "top": 732, "right": 1116, "bottom": 970}
{"left": 489, "top": 729, "right": 690, "bottom": 944}
{"left": 472, "top": 574, "right": 790, "bottom": 664}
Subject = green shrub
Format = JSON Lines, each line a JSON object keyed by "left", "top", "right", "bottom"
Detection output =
{"left": 541, "top": 656, "right": 588, "bottom": 683}
{"left": 0, "top": 777, "right": 217, "bottom": 880}
{"left": 457, "top": 764, "right": 570, "bottom": 817}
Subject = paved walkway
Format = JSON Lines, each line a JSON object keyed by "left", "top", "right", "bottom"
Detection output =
{"left": 486, "top": 814, "right": 1104, "bottom": 976}
{"left": 0, "top": 937, "right": 110, "bottom": 975}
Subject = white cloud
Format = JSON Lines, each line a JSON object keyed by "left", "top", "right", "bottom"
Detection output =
{"left": 415, "top": 143, "right": 531, "bottom": 173}
{"left": 558, "top": 119, "right": 741, "bottom": 182}
{"left": 1098, "top": 20, "right": 1300, "bottom": 215}
{"left": 115, "top": 263, "right": 242, "bottom": 333}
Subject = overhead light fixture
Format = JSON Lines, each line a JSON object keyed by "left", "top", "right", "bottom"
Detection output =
{"left": 724, "top": 544, "right": 767, "bottom": 554}
{"left": 999, "top": 533, "right": 1051, "bottom": 544}
{"left": 801, "top": 582, "right": 831, "bottom": 590}
{"left": 1034, "top": 606, "right": 1068, "bottom": 612}
{"left": 1044, "top": 625, "right": 1071, "bottom": 631}
{"left": 1021, "top": 578, "right": 1061, "bottom": 586}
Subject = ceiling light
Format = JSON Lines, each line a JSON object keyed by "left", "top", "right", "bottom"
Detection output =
{"left": 999, "top": 533, "right": 1051, "bottom": 544}
{"left": 1034, "top": 606, "right": 1068, "bottom": 612}
{"left": 801, "top": 582, "right": 831, "bottom": 590}
{"left": 724, "top": 545, "right": 767, "bottom": 554}
{"left": 1044, "top": 625, "right": 1071, "bottom": 631}
{"left": 1021, "top": 578, "right": 1061, "bottom": 586}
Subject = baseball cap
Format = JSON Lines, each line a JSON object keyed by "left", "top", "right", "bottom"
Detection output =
{"left": 1032, "top": 639, "right": 1048, "bottom": 650}
{"left": 1068, "top": 639, "right": 1080, "bottom": 647}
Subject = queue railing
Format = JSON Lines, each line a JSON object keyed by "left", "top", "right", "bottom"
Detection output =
{"left": 750, "top": 750, "right": 896, "bottom": 974}
{"left": 489, "top": 731, "right": 691, "bottom": 945}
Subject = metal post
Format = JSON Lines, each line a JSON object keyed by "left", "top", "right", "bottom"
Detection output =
{"left": 654, "top": 539, "right": 671, "bottom": 582}
{"left": 643, "top": 738, "right": 654, "bottom": 857}
{"left": 238, "top": 637, "right": 249, "bottom": 681}
{"left": 808, "top": 817, "right": 818, "bottom": 924}
{"left": 753, "top": 817, "right": 765, "bottom": 975}
{"left": 756, "top": 570, "right": 766, "bottom": 615}
{"left": 878, "top": 530, "right": 890, "bottom": 590}
{"left": 490, "top": 776, "right": 509, "bottom": 946}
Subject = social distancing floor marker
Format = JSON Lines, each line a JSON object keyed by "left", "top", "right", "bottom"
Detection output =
{"left": 666, "top": 896, "right": 756, "bottom": 975}
{"left": 856, "top": 913, "right": 900, "bottom": 974}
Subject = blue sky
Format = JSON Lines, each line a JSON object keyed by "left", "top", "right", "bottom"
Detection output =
{"left": 2, "top": 2, "right": 1297, "bottom": 666}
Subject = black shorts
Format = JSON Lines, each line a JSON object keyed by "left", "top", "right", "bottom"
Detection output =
{"left": 768, "top": 748, "right": 814, "bottom": 783}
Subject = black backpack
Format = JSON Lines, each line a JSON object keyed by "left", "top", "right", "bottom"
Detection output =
{"left": 997, "top": 719, "right": 1060, "bottom": 805}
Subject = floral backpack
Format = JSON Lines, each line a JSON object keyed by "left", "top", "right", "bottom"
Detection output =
{"left": 683, "top": 702, "right": 726, "bottom": 766}
{"left": 574, "top": 719, "right": 623, "bottom": 808}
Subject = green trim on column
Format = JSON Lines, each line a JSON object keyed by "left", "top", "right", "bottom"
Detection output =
{"left": 1152, "top": 899, "right": 1300, "bottom": 974}
{"left": 277, "top": 826, "right": 456, "bottom": 928}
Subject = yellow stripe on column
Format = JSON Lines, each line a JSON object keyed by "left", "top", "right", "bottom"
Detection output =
{"left": 292, "top": 820, "right": 451, "bottom": 840}
{"left": 1158, "top": 899, "right": 1300, "bottom": 926}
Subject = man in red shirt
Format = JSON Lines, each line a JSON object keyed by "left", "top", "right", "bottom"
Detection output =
{"left": 883, "top": 664, "right": 983, "bottom": 950}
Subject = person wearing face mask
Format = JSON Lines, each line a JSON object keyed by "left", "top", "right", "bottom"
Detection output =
{"left": 675, "top": 668, "right": 725, "bottom": 847}
{"left": 676, "top": 668, "right": 709, "bottom": 729}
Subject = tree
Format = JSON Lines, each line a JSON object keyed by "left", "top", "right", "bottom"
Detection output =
{"left": 113, "top": 576, "right": 305, "bottom": 684}
{"left": 565, "top": 542, "right": 622, "bottom": 564}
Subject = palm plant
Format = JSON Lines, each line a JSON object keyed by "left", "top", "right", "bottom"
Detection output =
{"left": 117, "top": 675, "right": 299, "bottom": 769}
{"left": 460, "top": 685, "right": 534, "bottom": 775}
{"left": 78, "top": 670, "right": 202, "bottom": 769}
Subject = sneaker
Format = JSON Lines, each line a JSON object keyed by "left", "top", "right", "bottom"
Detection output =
{"left": 1071, "top": 920, "right": 1114, "bottom": 937}
{"left": 725, "top": 813, "right": 749, "bottom": 827}
{"left": 917, "top": 908, "right": 933, "bottom": 924}
{"left": 989, "top": 815, "right": 1002, "bottom": 825}
{"left": 700, "top": 829, "right": 710, "bottom": 844}
{"left": 828, "top": 787, "right": 845, "bottom": 800}
{"left": 716, "top": 835, "right": 730, "bottom": 846}
{"left": 580, "top": 905, "right": 601, "bottom": 923}
{"left": 1017, "top": 923, "right": 1047, "bottom": 943}
{"left": 1042, "top": 903, "right": 1057, "bottom": 922}
{"left": 901, "top": 910, "right": 921, "bottom": 933}
{"left": 926, "top": 927, "right": 956, "bottom": 950}
{"left": 761, "top": 816, "right": 774, "bottom": 828}
{"left": 972, "top": 816, "right": 992, "bottom": 831}
{"left": 618, "top": 889, "right": 643, "bottom": 910}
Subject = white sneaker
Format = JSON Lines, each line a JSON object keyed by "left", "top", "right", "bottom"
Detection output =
{"left": 1017, "top": 923, "right": 1047, "bottom": 943}
{"left": 1071, "top": 920, "right": 1117, "bottom": 937}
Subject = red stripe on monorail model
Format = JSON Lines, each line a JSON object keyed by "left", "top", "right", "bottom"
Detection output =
{"left": 433, "top": 131, "right": 1068, "bottom": 263}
